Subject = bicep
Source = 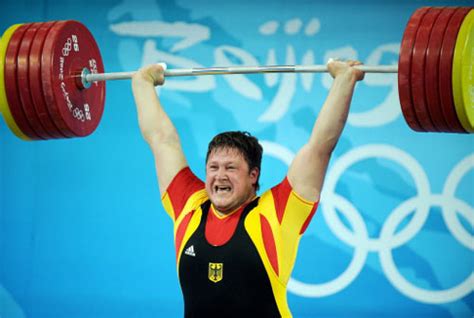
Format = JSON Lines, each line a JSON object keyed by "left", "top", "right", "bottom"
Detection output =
{"left": 150, "top": 139, "right": 189, "bottom": 195}
{"left": 287, "top": 144, "right": 331, "bottom": 202}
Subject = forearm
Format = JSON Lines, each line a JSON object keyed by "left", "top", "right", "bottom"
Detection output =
{"left": 131, "top": 65, "right": 188, "bottom": 194}
{"left": 308, "top": 71, "right": 358, "bottom": 154}
{"left": 287, "top": 62, "right": 362, "bottom": 201}
{"left": 132, "top": 77, "right": 179, "bottom": 146}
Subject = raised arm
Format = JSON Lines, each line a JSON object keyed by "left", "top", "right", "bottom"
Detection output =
{"left": 131, "top": 64, "right": 188, "bottom": 195}
{"left": 287, "top": 60, "right": 365, "bottom": 202}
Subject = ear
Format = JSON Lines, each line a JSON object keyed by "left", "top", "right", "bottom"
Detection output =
{"left": 249, "top": 167, "right": 259, "bottom": 183}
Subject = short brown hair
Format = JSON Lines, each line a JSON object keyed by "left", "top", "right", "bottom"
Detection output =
{"left": 206, "top": 131, "right": 263, "bottom": 191}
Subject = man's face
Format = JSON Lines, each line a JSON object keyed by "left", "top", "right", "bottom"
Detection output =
{"left": 205, "top": 147, "right": 259, "bottom": 214}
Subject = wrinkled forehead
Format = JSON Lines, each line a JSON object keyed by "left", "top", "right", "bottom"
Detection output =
{"left": 206, "top": 146, "right": 245, "bottom": 163}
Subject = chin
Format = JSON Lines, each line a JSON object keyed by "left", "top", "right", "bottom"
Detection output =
{"left": 211, "top": 200, "right": 228, "bottom": 211}
{"left": 210, "top": 198, "right": 233, "bottom": 213}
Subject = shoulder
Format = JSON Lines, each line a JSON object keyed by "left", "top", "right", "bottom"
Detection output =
{"left": 162, "top": 167, "right": 207, "bottom": 221}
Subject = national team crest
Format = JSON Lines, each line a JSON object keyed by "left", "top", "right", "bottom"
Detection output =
{"left": 208, "top": 262, "right": 223, "bottom": 283}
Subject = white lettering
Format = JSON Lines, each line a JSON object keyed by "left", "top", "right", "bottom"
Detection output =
{"left": 72, "top": 34, "right": 79, "bottom": 52}
{"left": 60, "top": 82, "right": 74, "bottom": 113}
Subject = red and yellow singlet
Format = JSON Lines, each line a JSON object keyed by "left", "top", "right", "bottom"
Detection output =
{"left": 161, "top": 167, "right": 318, "bottom": 317}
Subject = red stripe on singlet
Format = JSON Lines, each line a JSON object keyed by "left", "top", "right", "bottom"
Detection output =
{"left": 167, "top": 167, "right": 204, "bottom": 220}
{"left": 175, "top": 210, "right": 195, "bottom": 259}
{"left": 271, "top": 178, "right": 292, "bottom": 224}
{"left": 260, "top": 214, "right": 279, "bottom": 275}
{"left": 299, "top": 202, "right": 318, "bottom": 234}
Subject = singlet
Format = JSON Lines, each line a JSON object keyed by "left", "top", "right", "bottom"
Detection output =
{"left": 161, "top": 167, "right": 318, "bottom": 317}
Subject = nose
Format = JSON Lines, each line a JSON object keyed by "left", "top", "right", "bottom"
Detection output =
{"left": 216, "top": 167, "right": 228, "bottom": 180}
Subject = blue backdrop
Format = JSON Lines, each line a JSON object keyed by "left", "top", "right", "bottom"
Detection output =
{"left": 1, "top": 0, "right": 473, "bottom": 317}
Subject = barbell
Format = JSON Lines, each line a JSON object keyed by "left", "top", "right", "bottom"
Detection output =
{"left": 0, "top": 6, "right": 472, "bottom": 141}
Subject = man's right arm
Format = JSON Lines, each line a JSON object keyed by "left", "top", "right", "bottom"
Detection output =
{"left": 131, "top": 64, "right": 188, "bottom": 195}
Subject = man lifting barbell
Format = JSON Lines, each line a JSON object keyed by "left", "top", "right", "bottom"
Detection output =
{"left": 131, "top": 59, "right": 364, "bottom": 317}
{"left": 0, "top": 5, "right": 472, "bottom": 316}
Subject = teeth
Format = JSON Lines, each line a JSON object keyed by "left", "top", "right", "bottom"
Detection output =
{"left": 215, "top": 186, "right": 231, "bottom": 192}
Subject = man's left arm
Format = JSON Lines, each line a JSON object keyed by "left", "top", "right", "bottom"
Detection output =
{"left": 287, "top": 60, "right": 365, "bottom": 202}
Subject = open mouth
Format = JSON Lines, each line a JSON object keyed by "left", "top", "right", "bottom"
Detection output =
{"left": 214, "top": 185, "right": 232, "bottom": 193}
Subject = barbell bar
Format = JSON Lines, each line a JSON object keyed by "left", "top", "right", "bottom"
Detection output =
{"left": 82, "top": 65, "right": 399, "bottom": 84}
{"left": 0, "top": 6, "right": 472, "bottom": 141}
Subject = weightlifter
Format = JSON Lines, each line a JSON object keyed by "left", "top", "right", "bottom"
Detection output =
{"left": 131, "top": 59, "right": 364, "bottom": 317}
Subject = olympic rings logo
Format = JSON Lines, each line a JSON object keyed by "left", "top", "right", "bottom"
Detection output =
{"left": 62, "top": 38, "right": 72, "bottom": 57}
{"left": 72, "top": 107, "right": 85, "bottom": 122}
{"left": 260, "top": 141, "right": 473, "bottom": 304}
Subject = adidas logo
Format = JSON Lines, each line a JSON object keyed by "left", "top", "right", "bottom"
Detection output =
{"left": 184, "top": 245, "right": 196, "bottom": 257}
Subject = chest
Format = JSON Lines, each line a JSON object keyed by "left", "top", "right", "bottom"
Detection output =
{"left": 181, "top": 209, "right": 261, "bottom": 269}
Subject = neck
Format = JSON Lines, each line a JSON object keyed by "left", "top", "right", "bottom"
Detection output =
{"left": 213, "top": 195, "right": 256, "bottom": 217}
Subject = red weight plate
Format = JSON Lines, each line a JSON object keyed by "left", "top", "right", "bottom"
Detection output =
{"left": 4, "top": 23, "right": 42, "bottom": 140}
{"left": 17, "top": 22, "right": 54, "bottom": 139}
{"left": 411, "top": 7, "right": 442, "bottom": 132}
{"left": 42, "top": 20, "right": 105, "bottom": 137}
{"left": 425, "top": 8, "right": 456, "bottom": 132}
{"left": 439, "top": 7, "right": 471, "bottom": 133}
{"left": 398, "top": 7, "right": 429, "bottom": 132}
{"left": 29, "top": 21, "right": 70, "bottom": 138}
